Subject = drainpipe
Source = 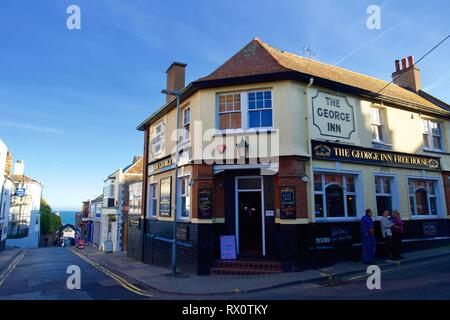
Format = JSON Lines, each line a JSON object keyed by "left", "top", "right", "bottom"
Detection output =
{"left": 304, "top": 78, "right": 316, "bottom": 264}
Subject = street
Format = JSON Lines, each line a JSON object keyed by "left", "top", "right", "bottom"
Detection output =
{"left": 235, "top": 254, "right": 450, "bottom": 300}
{"left": 0, "top": 247, "right": 450, "bottom": 300}
{"left": 0, "top": 247, "right": 150, "bottom": 300}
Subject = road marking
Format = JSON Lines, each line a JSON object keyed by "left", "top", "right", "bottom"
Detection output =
{"left": 68, "top": 248, "right": 153, "bottom": 298}
{"left": 345, "top": 258, "right": 447, "bottom": 282}
{"left": 0, "top": 251, "right": 26, "bottom": 287}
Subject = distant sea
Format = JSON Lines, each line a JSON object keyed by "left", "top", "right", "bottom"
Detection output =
{"left": 58, "top": 211, "right": 77, "bottom": 225}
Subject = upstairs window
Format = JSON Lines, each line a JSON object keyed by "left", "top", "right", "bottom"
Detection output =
{"left": 370, "top": 107, "right": 386, "bottom": 143}
{"left": 248, "top": 91, "right": 272, "bottom": 128}
{"left": 423, "top": 120, "right": 443, "bottom": 151}
{"left": 182, "top": 106, "right": 190, "bottom": 141}
{"left": 218, "top": 93, "right": 241, "bottom": 130}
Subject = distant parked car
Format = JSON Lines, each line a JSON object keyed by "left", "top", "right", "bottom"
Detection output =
{"left": 63, "top": 239, "right": 72, "bottom": 247}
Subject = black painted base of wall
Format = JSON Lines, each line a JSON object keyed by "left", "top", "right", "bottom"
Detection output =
{"left": 0, "top": 239, "right": 5, "bottom": 251}
{"left": 127, "top": 215, "right": 143, "bottom": 261}
{"left": 141, "top": 218, "right": 450, "bottom": 275}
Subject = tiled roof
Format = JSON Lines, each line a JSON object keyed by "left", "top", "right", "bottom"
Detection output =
{"left": 11, "top": 174, "right": 42, "bottom": 185}
{"left": 200, "top": 38, "right": 449, "bottom": 115}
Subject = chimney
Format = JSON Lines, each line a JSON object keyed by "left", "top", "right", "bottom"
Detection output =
{"left": 13, "top": 160, "right": 25, "bottom": 176}
{"left": 5, "top": 151, "right": 12, "bottom": 176}
{"left": 392, "top": 55, "right": 421, "bottom": 92}
{"left": 165, "top": 62, "right": 187, "bottom": 103}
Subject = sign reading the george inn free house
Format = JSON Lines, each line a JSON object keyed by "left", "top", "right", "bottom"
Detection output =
{"left": 312, "top": 140, "right": 441, "bottom": 171}
{"left": 311, "top": 91, "right": 356, "bottom": 139}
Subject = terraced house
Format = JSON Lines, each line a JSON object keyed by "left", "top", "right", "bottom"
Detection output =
{"left": 137, "top": 38, "right": 450, "bottom": 275}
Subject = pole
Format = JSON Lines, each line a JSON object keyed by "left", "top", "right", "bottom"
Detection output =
{"left": 172, "top": 94, "right": 181, "bottom": 276}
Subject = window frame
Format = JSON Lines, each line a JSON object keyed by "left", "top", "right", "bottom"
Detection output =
{"left": 216, "top": 89, "right": 273, "bottom": 131}
{"left": 313, "top": 171, "right": 360, "bottom": 220}
{"left": 176, "top": 174, "right": 191, "bottom": 220}
{"left": 182, "top": 106, "right": 190, "bottom": 142}
{"left": 408, "top": 177, "right": 441, "bottom": 218}
{"left": 147, "top": 183, "right": 158, "bottom": 218}
{"left": 423, "top": 119, "right": 444, "bottom": 152}
{"left": 370, "top": 107, "right": 386, "bottom": 144}
{"left": 373, "top": 174, "right": 397, "bottom": 217}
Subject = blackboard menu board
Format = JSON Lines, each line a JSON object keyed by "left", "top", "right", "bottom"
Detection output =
{"left": 198, "top": 188, "right": 212, "bottom": 219}
{"left": 423, "top": 222, "right": 438, "bottom": 236}
{"left": 331, "top": 225, "right": 353, "bottom": 242}
{"left": 280, "top": 186, "right": 296, "bottom": 219}
{"left": 159, "top": 177, "right": 172, "bottom": 217}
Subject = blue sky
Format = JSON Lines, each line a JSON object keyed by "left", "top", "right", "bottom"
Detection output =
{"left": 0, "top": 0, "right": 449, "bottom": 210}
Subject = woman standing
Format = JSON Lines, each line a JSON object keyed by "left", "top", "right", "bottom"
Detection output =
{"left": 380, "top": 210, "right": 394, "bottom": 261}
{"left": 391, "top": 210, "right": 405, "bottom": 260}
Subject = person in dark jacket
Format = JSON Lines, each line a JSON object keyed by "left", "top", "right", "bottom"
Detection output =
{"left": 361, "top": 209, "right": 375, "bottom": 264}
{"left": 391, "top": 210, "right": 405, "bottom": 260}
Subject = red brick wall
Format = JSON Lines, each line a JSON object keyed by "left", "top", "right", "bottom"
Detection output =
{"left": 274, "top": 157, "right": 308, "bottom": 219}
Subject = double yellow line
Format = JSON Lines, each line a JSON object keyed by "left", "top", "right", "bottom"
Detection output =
{"left": 0, "top": 251, "right": 26, "bottom": 287}
{"left": 69, "top": 248, "right": 153, "bottom": 298}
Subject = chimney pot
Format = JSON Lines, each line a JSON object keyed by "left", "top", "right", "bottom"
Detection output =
{"left": 407, "top": 56, "right": 414, "bottom": 68}
{"left": 395, "top": 60, "right": 400, "bottom": 72}
{"left": 401, "top": 58, "right": 407, "bottom": 70}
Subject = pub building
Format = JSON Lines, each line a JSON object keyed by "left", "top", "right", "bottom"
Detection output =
{"left": 136, "top": 38, "right": 450, "bottom": 275}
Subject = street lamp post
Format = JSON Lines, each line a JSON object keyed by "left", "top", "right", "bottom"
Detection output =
{"left": 161, "top": 89, "right": 181, "bottom": 277}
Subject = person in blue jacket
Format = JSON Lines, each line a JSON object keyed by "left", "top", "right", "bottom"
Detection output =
{"left": 361, "top": 208, "right": 375, "bottom": 264}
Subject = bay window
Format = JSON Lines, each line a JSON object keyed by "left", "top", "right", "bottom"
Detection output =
{"left": 314, "top": 173, "right": 358, "bottom": 218}
{"left": 408, "top": 178, "right": 439, "bottom": 216}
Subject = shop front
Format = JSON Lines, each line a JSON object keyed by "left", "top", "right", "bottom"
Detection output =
{"left": 307, "top": 140, "right": 450, "bottom": 265}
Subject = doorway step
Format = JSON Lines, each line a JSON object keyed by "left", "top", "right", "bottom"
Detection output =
{"left": 211, "top": 259, "right": 282, "bottom": 275}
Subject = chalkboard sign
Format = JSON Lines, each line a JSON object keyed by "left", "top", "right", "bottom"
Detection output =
{"left": 220, "top": 235, "right": 237, "bottom": 260}
{"left": 331, "top": 226, "right": 353, "bottom": 242}
{"left": 198, "top": 188, "right": 212, "bottom": 219}
{"left": 159, "top": 177, "right": 172, "bottom": 217}
{"left": 423, "top": 222, "right": 438, "bottom": 236}
{"left": 176, "top": 224, "right": 189, "bottom": 241}
{"left": 280, "top": 186, "right": 296, "bottom": 219}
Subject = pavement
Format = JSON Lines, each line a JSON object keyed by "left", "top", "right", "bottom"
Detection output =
{"left": 74, "top": 244, "right": 450, "bottom": 295}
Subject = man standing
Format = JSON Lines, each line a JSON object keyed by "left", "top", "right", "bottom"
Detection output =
{"left": 361, "top": 209, "right": 375, "bottom": 264}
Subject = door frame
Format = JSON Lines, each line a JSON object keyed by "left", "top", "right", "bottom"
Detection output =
{"left": 235, "top": 176, "right": 266, "bottom": 256}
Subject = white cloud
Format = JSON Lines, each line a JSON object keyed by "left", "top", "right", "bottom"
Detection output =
{"left": 0, "top": 120, "right": 64, "bottom": 134}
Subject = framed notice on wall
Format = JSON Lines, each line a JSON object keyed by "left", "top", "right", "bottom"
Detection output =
{"left": 280, "top": 186, "right": 296, "bottom": 219}
{"left": 159, "top": 177, "right": 172, "bottom": 217}
{"left": 198, "top": 188, "right": 212, "bottom": 219}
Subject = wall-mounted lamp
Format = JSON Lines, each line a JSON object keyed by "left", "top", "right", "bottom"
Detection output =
{"left": 189, "top": 179, "right": 195, "bottom": 187}
{"left": 301, "top": 175, "right": 309, "bottom": 182}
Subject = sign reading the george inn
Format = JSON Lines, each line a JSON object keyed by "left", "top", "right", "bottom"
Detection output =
{"left": 311, "top": 91, "right": 356, "bottom": 139}
{"left": 312, "top": 140, "right": 441, "bottom": 171}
